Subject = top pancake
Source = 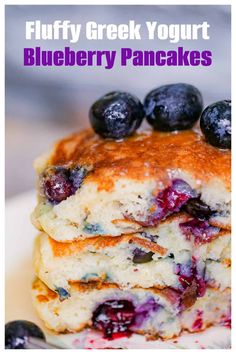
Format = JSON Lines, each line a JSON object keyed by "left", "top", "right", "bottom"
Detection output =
{"left": 32, "top": 128, "right": 231, "bottom": 241}
{"left": 47, "top": 129, "right": 230, "bottom": 191}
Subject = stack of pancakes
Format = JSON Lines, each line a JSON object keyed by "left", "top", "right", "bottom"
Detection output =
{"left": 31, "top": 129, "right": 231, "bottom": 340}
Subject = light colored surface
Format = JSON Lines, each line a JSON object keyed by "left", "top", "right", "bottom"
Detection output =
{"left": 5, "top": 191, "right": 38, "bottom": 324}
{"left": 5, "top": 191, "right": 231, "bottom": 349}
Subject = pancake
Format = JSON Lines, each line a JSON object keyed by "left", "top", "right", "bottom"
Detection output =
{"left": 31, "top": 129, "right": 231, "bottom": 242}
{"left": 33, "top": 214, "right": 230, "bottom": 295}
{"left": 32, "top": 278, "right": 230, "bottom": 339}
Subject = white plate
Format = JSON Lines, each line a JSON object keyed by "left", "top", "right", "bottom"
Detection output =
{"left": 5, "top": 191, "right": 231, "bottom": 349}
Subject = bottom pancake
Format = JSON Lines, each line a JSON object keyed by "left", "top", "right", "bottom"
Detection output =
{"left": 32, "top": 279, "right": 230, "bottom": 340}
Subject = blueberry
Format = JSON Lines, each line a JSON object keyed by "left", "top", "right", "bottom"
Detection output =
{"left": 183, "top": 198, "right": 215, "bottom": 220}
{"left": 81, "top": 273, "right": 99, "bottom": 281}
{"left": 69, "top": 166, "right": 87, "bottom": 190}
{"left": 55, "top": 287, "right": 70, "bottom": 301}
{"left": 200, "top": 100, "right": 231, "bottom": 149}
{"left": 92, "top": 300, "right": 135, "bottom": 339}
{"left": 89, "top": 91, "right": 144, "bottom": 139}
{"left": 83, "top": 222, "right": 103, "bottom": 234}
{"left": 43, "top": 166, "right": 87, "bottom": 204}
{"left": 144, "top": 83, "right": 203, "bottom": 131}
{"left": 5, "top": 320, "right": 45, "bottom": 349}
{"left": 43, "top": 168, "right": 73, "bottom": 204}
{"left": 132, "top": 248, "right": 154, "bottom": 264}
{"left": 179, "top": 219, "right": 220, "bottom": 245}
{"left": 140, "top": 232, "right": 159, "bottom": 243}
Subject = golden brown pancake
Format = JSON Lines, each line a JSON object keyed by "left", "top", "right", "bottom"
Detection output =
{"left": 32, "top": 129, "right": 231, "bottom": 242}
{"left": 32, "top": 277, "right": 231, "bottom": 339}
{"left": 33, "top": 211, "right": 230, "bottom": 295}
{"left": 50, "top": 129, "right": 230, "bottom": 190}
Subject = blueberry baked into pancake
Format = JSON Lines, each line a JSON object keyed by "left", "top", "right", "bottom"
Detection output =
{"left": 33, "top": 218, "right": 230, "bottom": 295}
{"left": 31, "top": 84, "right": 231, "bottom": 341}
{"left": 32, "top": 129, "right": 230, "bottom": 242}
{"left": 32, "top": 279, "right": 230, "bottom": 340}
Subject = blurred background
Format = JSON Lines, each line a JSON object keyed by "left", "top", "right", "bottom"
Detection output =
{"left": 5, "top": 5, "right": 231, "bottom": 198}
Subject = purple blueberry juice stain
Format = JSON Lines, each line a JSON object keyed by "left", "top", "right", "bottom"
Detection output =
{"left": 128, "top": 179, "right": 198, "bottom": 226}
{"left": 175, "top": 260, "right": 206, "bottom": 298}
{"left": 195, "top": 277, "right": 207, "bottom": 297}
{"left": 192, "top": 310, "right": 203, "bottom": 331}
{"left": 179, "top": 218, "right": 220, "bottom": 245}
{"left": 133, "top": 298, "right": 159, "bottom": 328}
{"left": 220, "top": 313, "right": 231, "bottom": 328}
{"left": 154, "top": 179, "right": 197, "bottom": 221}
